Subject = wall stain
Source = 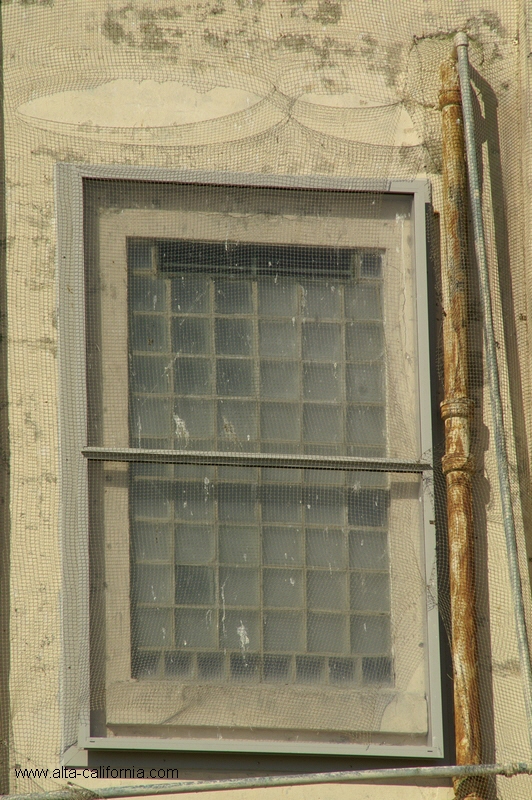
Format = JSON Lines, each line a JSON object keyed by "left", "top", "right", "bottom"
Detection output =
{"left": 102, "top": 11, "right": 126, "bottom": 44}
{"left": 313, "top": 0, "right": 341, "bottom": 25}
{"left": 102, "top": 6, "right": 186, "bottom": 51}
{"left": 4, "top": 0, "right": 54, "bottom": 6}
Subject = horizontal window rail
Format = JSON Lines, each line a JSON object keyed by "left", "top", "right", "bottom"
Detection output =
{"left": 82, "top": 446, "right": 432, "bottom": 473}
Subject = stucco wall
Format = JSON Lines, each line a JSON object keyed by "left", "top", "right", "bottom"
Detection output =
{"left": 3, "top": 0, "right": 532, "bottom": 797}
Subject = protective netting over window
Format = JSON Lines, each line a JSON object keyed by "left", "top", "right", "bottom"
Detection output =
{"left": 84, "top": 183, "right": 431, "bottom": 750}
{"left": 3, "top": 1, "right": 532, "bottom": 799}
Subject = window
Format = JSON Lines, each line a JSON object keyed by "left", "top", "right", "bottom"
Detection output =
{"left": 59, "top": 167, "right": 442, "bottom": 759}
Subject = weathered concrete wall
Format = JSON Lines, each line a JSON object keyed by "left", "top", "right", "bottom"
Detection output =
{"left": 3, "top": 0, "right": 532, "bottom": 797}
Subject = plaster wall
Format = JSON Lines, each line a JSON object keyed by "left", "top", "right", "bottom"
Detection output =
{"left": 2, "top": 1, "right": 532, "bottom": 798}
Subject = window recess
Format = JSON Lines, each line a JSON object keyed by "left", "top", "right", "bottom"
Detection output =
{"left": 64, "top": 172, "right": 441, "bottom": 758}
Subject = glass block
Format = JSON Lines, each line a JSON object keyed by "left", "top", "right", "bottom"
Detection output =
{"left": 216, "top": 359, "right": 253, "bottom": 396}
{"left": 307, "top": 613, "right": 348, "bottom": 654}
{"left": 350, "top": 572, "right": 390, "bottom": 613}
{"left": 263, "top": 569, "right": 304, "bottom": 608}
{"left": 198, "top": 652, "right": 225, "bottom": 680}
{"left": 132, "top": 650, "right": 160, "bottom": 679}
{"left": 303, "top": 405, "right": 342, "bottom": 444}
{"left": 218, "top": 484, "right": 257, "bottom": 523}
{"left": 258, "top": 277, "right": 298, "bottom": 316}
{"left": 130, "top": 275, "right": 166, "bottom": 313}
{"left": 262, "top": 526, "right": 303, "bottom": 566}
{"left": 351, "top": 615, "right": 391, "bottom": 655}
{"left": 303, "top": 363, "right": 342, "bottom": 402}
{"left": 172, "top": 317, "right": 210, "bottom": 355}
{"left": 263, "top": 611, "right": 304, "bottom": 652}
{"left": 330, "top": 657, "right": 358, "bottom": 684}
{"left": 305, "top": 487, "right": 345, "bottom": 526}
{"left": 175, "top": 465, "right": 215, "bottom": 481}
{"left": 165, "top": 651, "right": 193, "bottom": 678}
{"left": 349, "top": 530, "right": 389, "bottom": 569}
{"left": 133, "top": 564, "right": 174, "bottom": 604}
{"left": 172, "top": 275, "right": 210, "bottom": 314}
{"left": 346, "top": 363, "right": 384, "bottom": 403}
{"left": 130, "top": 355, "right": 171, "bottom": 394}
{"left": 175, "top": 608, "right": 217, "bottom": 648}
{"left": 174, "top": 358, "right": 212, "bottom": 396}
{"left": 260, "top": 361, "right": 299, "bottom": 400}
{"left": 359, "top": 251, "right": 382, "bottom": 278}
{"left": 131, "top": 483, "right": 171, "bottom": 520}
{"left": 348, "top": 489, "right": 389, "bottom": 527}
{"left": 219, "top": 567, "right": 260, "bottom": 606}
{"left": 264, "top": 654, "right": 292, "bottom": 682}
{"left": 301, "top": 283, "right": 341, "bottom": 319}
{"left": 130, "top": 395, "right": 171, "bottom": 439}
{"left": 259, "top": 321, "right": 298, "bottom": 358}
{"left": 302, "top": 322, "right": 342, "bottom": 362}
{"left": 174, "top": 482, "right": 215, "bottom": 522}
{"left": 132, "top": 522, "right": 172, "bottom": 561}
{"left": 215, "top": 279, "right": 252, "bottom": 314}
{"left": 217, "top": 400, "right": 258, "bottom": 445}
{"left": 215, "top": 318, "right": 253, "bottom": 356}
{"left": 260, "top": 403, "right": 300, "bottom": 441}
{"left": 348, "top": 471, "right": 389, "bottom": 490}
{"left": 306, "top": 528, "right": 346, "bottom": 568}
{"left": 218, "top": 466, "right": 259, "bottom": 482}
{"left": 347, "top": 406, "right": 386, "bottom": 447}
{"left": 262, "top": 467, "right": 302, "bottom": 483}
{"left": 344, "top": 283, "right": 382, "bottom": 320}
{"left": 304, "top": 468, "right": 344, "bottom": 486}
{"left": 173, "top": 399, "right": 214, "bottom": 440}
{"left": 262, "top": 442, "right": 301, "bottom": 456}
{"left": 136, "top": 434, "right": 172, "bottom": 450}
{"left": 262, "top": 486, "right": 303, "bottom": 523}
{"left": 346, "top": 322, "right": 384, "bottom": 361}
{"left": 307, "top": 572, "right": 347, "bottom": 611}
{"left": 175, "top": 525, "right": 215, "bottom": 565}
{"left": 220, "top": 610, "right": 260, "bottom": 652}
{"left": 128, "top": 240, "right": 153, "bottom": 272}
{"left": 131, "top": 463, "right": 172, "bottom": 478}
{"left": 219, "top": 526, "right": 260, "bottom": 565}
{"left": 131, "top": 314, "right": 167, "bottom": 352}
{"left": 133, "top": 607, "right": 173, "bottom": 648}
{"left": 362, "top": 656, "right": 393, "bottom": 685}
{"left": 295, "top": 655, "right": 325, "bottom": 683}
{"left": 175, "top": 565, "right": 215, "bottom": 605}
{"left": 230, "top": 653, "right": 261, "bottom": 681}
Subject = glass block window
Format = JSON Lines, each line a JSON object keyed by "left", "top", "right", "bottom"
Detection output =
{"left": 129, "top": 240, "right": 391, "bottom": 685}
{"left": 80, "top": 178, "right": 440, "bottom": 755}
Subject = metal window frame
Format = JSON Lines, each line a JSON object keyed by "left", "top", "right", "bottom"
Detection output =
{"left": 57, "top": 163, "right": 443, "bottom": 764}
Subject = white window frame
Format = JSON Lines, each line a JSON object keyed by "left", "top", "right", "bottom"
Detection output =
{"left": 57, "top": 164, "right": 443, "bottom": 764}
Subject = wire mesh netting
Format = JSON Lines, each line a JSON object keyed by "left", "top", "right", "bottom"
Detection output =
{"left": 83, "top": 183, "right": 430, "bottom": 748}
{"left": 3, "top": 1, "right": 532, "bottom": 799}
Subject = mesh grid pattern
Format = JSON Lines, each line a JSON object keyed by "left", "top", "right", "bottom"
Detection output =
{"left": 3, "top": 1, "right": 532, "bottom": 798}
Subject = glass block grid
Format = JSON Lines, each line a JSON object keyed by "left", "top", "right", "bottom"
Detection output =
{"left": 128, "top": 239, "right": 386, "bottom": 457}
{"left": 131, "top": 466, "right": 392, "bottom": 686}
{"left": 128, "top": 237, "right": 392, "bottom": 687}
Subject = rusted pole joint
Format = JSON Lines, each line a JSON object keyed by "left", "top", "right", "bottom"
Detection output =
{"left": 441, "top": 398, "right": 475, "bottom": 475}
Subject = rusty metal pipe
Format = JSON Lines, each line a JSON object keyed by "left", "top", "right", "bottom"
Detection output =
{"left": 440, "top": 57, "right": 486, "bottom": 800}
